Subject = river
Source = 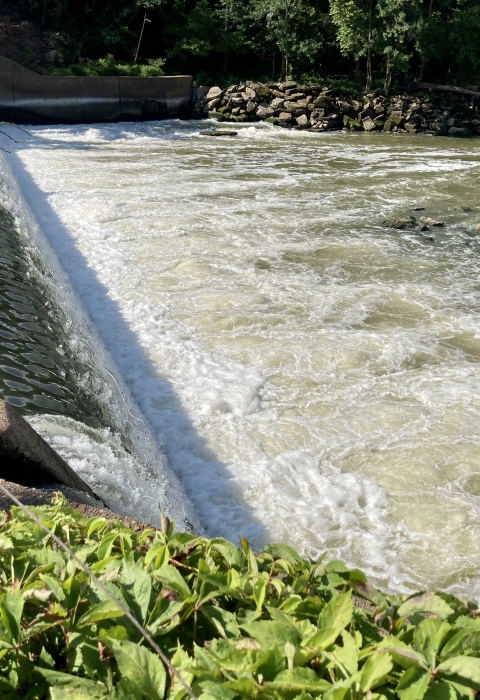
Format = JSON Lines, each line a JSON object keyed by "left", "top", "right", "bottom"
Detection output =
{"left": 2, "top": 119, "right": 480, "bottom": 599}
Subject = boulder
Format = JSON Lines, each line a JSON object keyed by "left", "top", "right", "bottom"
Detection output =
{"left": 206, "top": 86, "right": 223, "bottom": 100}
{"left": 255, "top": 85, "right": 271, "bottom": 100}
{"left": 448, "top": 127, "right": 472, "bottom": 138}
{"left": 279, "top": 80, "right": 297, "bottom": 91}
{"left": 476, "top": 224, "right": 480, "bottom": 232}
{"left": 243, "top": 87, "right": 256, "bottom": 100}
{"left": 246, "top": 101, "right": 257, "bottom": 113}
{"left": 359, "top": 108, "right": 375, "bottom": 121}
{"left": 343, "top": 115, "right": 362, "bottom": 131}
{"left": 314, "top": 95, "right": 333, "bottom": 108}
{"left": 0, "top": 400, "right": 99, "bottom": 498}
{"left": 384, "top": 115, "right": 405, "bottom": 131}
{"left": 208, "top": 111, "right": 225, "bottom": 120}
{"left": 296, "top": 114, "right": 309, "bottom": 126}
{"left": 279, "top": 111, "right": 292, "bottom": 121}
{"left": 256, "top": 105, "right": 274, "bottom": 118}
{"left": 270, "top": 98, "right": 285, "bottom": 110}
{"left": 206, "top": 98, "right": 221, "bottom": 110}
{"left": 382, "top": 216, "right": 416, "bottom": 230}
{"left": 420, "top": 217, "right": 444, "bottom": 227}
{"left": 405, "top": 122, "right": 417, "bottom": 133}
{"left": 362, "top": 116, "right": 376, "bottom": 132}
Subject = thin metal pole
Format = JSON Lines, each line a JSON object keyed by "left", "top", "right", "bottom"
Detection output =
{"left": 134, "top": 13, "right": 151, "bottom": 63}
{"left": 0, "top": 481, "right": 198, "bottom": 700}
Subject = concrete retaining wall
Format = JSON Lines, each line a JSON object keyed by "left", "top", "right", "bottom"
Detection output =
{"left": 0, "top": 56, "right": 193, "bottom": 124}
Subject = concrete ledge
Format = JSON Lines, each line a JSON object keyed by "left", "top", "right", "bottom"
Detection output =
{"left": 0, "top": 400, "right": 98, "bottom": 498}
{"left": 0, "top": 55, "right": 193, "bottom": 124}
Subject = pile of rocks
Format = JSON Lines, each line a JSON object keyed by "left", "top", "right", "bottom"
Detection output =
{"left": 192, "top": 81, "right": 480, "bottom": 137}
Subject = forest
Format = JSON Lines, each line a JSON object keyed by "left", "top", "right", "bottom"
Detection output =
{"left": 12, "top": 0, "right": 480, "bottom": 93}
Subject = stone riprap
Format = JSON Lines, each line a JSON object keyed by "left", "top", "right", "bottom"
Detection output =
{"left": 193, "top": 80, "right": 480, "bottom": 136}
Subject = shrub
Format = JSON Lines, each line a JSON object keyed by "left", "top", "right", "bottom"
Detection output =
{"left": 54, "top": 55, "right": 165, "bottom": 77}
{"left": 0, "top": 495, "right": 479, "bottom": 699}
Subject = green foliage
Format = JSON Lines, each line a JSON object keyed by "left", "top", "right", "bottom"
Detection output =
{"left": 54, "top": 55, "right": 165, "bottom": 76}
{"left": 0, "top": 494, "right": 480, "bottom": 699}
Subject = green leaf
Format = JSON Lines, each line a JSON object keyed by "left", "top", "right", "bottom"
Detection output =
{"left": 97, "top": 533, "right": 119, "bottom": 561}
{"left": 397, "top": 593, "right": 455, "bottom": 620}
{"left": 0, "top": 591, "right": 23, "bottom": 642}
{"left": 253, "top": 578, "right": 267, "bottom": 611}
{"left": 413, "top": 618, "right": 451, "bottom": 668}
{"left": 436, "top": 656, "right": 480, "bottom": 689}
{"left": 87, "top": 517, "right": 107, "bottom": 538}
{"left": 440, "top": 629, "right": 480, "bottom": 660}
{"left": 360, "top": 652, "right": 393, "bottom": 692}
{"left": 264, "top": 543, "right": 303, "bottom": 565}
{"left": 396, "top": 668, "right": 430, "bottom": 700}
{"left": 240, "top": 620, "right": 302, "bottom": 648}
{"left": 302, "top": 626, "right": 343, "bottom": 651}
{"left": 210, "top": 539, "right": 245, "bottom": 569}
{"left": 378, "top": 637, "right": 428, "bottom": 670}
{"left": 119, "top": 561, "right": 152, "bottom": 625}
{"left": 34, "top": 668, "right": 100, "bottom": 690}
{"left": 110, "top": 639, "right": 166, "bottom": 700}
{"left": 76, "top": 599, "right": 125, "bottom": 627}
{"left": 198, "top": 681, "right": 236, "bottom": 699}
{"left": 265, "top": 668, "right": 331, "bottom": 695}
{"left": 424, "top": 680, "right": 461, "bottom": 700}
{"left": 153, "top": 564, "right": 191, "bottom": 600}
{"left": 200, "top": 605, "right": 240, "bottom": 638}
{"left": 40, "top": 574, "right": 66, "bottom": 602}
{"left": 144, "top": 545, "right": 169, "bottom": 569}
{"left": 329, "top": 631, "right": 358, "bottom": 676}
{"left": 318, "top": 591, "right": 353, "bottom": 631}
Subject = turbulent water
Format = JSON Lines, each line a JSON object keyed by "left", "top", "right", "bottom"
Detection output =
{"left": 3, "top": 120, "right": 480, "bottom": 598}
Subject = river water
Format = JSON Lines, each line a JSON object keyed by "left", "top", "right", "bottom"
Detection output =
{"left": 3, "top": 120, "right": 480, "bottom": 599}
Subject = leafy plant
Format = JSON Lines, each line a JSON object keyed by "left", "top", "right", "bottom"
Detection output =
{"left": 54, "top": 55, "right": 165, "bottom": 77}
{"left": 0, "top": 494, "right": 480, "bottom": 699}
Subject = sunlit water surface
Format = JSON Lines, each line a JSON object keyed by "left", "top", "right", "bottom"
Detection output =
{"left": 6, "top": 120, "right": 480, "bottom": 598}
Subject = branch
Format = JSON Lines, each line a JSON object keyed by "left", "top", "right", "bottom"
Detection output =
{"left": 413, "top": 81, "right": 480, "bottom": 98}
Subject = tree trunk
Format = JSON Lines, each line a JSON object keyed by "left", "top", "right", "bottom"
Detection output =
{"left": 355, "top": 58, "right": 363, "bottom": 85}
{"left": 418, "top": 0, "right": 434, "bottom": 81}
{"left": 280, "top": 52, "right": 288, "bottom": 81}
{"left": 384, "top": 62, "right": 392, "bottom": 95}
{"left": 366, "top": 48, "right": 372, "bottom": 90}
{"left": 366, "top": 1, "right": 373, "bottom": 90}
{"left": 223, "top": 5, "right": 229, "bottom": 73}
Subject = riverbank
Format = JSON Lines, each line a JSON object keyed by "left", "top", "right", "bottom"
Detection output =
{"left": 195, "top": 80, "right": 480, "bottom": 137}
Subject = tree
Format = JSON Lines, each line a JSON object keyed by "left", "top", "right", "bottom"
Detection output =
{"left": 330, "top": 0, "right": 377, "bottom": 89}
{"left": 378, "top": 0, "right": 419, "bottom": 93}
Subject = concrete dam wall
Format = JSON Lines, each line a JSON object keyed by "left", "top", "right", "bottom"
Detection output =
{"left": 0, "top": 56, "right": 193, "bottom": 124}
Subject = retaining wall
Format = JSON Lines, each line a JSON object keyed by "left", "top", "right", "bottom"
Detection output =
{"left": 0, "top": 56, "right": 193, "bottom": 124}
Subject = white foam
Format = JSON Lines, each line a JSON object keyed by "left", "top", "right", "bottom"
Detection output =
{"left": 5, "top": 121, "right": 480, "bottom": 597}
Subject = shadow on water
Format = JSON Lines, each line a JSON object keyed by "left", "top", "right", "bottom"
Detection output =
{"left": 1, "top": 130, "right": 266, "bottom": 542}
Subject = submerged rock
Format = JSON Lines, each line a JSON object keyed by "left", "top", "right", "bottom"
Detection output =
{"left": 382, "top": 215, "right": 417, "bottom": 229}
{"left": 420, "top": 217, "right": 444, "bottom": 227}
{"left": 200, "top": 130, "right": 238, "bottom": 137}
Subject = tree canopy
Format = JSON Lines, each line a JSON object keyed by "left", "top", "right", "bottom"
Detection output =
{"left": 16, "top": 0, "right": 480, "bottom": 88}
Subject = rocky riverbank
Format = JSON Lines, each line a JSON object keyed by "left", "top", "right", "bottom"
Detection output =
{"left": 193, "top": 80, "right": 480, "bottom": 137}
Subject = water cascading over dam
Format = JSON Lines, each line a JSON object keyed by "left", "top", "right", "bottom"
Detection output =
{"left": 2, "top": 119, "right": 480, "bottom": 600}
